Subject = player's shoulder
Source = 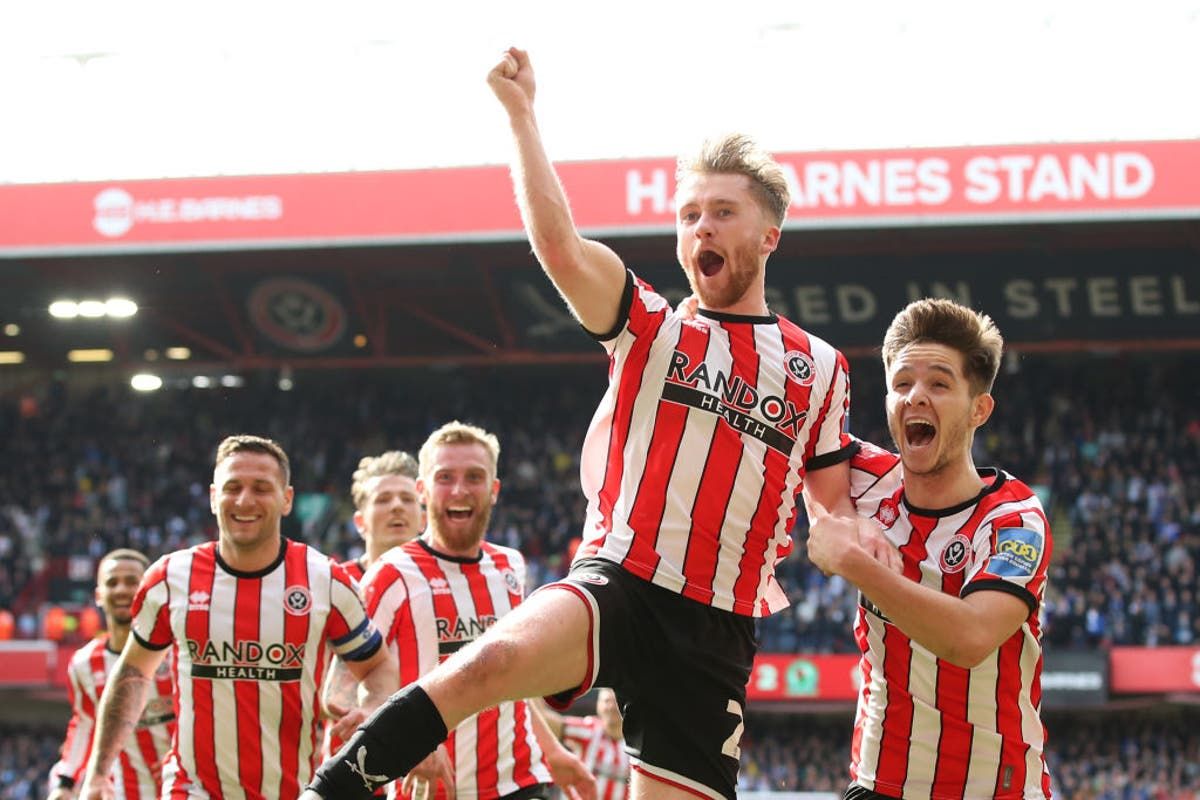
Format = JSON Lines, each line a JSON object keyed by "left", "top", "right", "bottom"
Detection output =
{"left": 981, "top": 470, "right": 1045, "bottom": 515}
{"left": 69, "top": 635, "right": 107, "bottom": 666}
{"left": 481, "top": 540, "right": 525, "bottom": 564}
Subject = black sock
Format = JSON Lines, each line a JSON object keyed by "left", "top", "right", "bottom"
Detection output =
{"left": 307, "top": 684, "right": 449, "bottom": 799}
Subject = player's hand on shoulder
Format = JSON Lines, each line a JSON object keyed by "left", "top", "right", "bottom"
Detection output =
{"left": 487, "top": 47, "right": 536, "bottom": 117}
{"left": 545, "top": 745, "right": 597, "bottom": 800}
{"left": 46, "top": 788, "right": 74, "bottom": 800}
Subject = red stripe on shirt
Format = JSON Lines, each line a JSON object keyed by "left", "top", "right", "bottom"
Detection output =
{"left": 279, "top": 543, "right": 312, "bottom": 799}
{"left": 594, "top": 295, "right": 668, "bottom": 549}
{"left": 873, "top": 514, "right": 933, "bottom": 791}
{"left": 185, "top": 550, "right": 221, "bottom": 798}
{"left": 234, "top": 572, "right": 264, "bottom": 796}
{"left": 462, "top": 560, "right": 500, "bottom": 797}
{"left": 993, "top": 636, "right": 1028, "bottom": 798}
{"left": 681, "top": 321, "right": 757, "bottom": 604}
{"left": 622, "top": 320, "right": 706, "bottom": 581}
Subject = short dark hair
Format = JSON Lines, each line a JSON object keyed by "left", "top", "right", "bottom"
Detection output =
{"left": 882, "top": 298, "right": 1004, "bottom": 395}
{"left": 214, "top": 434, "right": 291, "bottom": 485}
{"left": 98, "top": 548, "right": 149, "bottom": 575}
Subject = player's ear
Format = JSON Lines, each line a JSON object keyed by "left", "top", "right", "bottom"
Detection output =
{"left": 971, "top": 392, "right": 995, "bottom": 427}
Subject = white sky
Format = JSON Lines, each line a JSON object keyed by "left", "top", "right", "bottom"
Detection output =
{"left": 1, "top": 0, "right": 1198, "bottom": 184}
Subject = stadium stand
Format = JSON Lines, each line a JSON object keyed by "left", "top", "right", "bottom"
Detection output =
{"left": 1, "top": 351, "right": 1198, "bottom": 797}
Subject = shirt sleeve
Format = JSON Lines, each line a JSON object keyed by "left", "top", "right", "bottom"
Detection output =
{"left": 361, "top": 561, "right": 421, "bottom": 687}
{"left": 586, "top": 270, "right": 671, "bottom": 347}
{"left": 130, "top": 557, "right": 174, "bottom": 650}
{"left": 327, "top": 561, "right": 384, "bottom": 662}
{"left": 805, "top": 350, "right": 855, "bottom": 469}
{"left": 961, "top": 506, "right": 1052, "bottom": 614}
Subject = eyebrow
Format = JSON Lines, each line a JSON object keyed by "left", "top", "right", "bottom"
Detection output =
{"left": 894, "top": 363, "right": 959, "bottom": 378}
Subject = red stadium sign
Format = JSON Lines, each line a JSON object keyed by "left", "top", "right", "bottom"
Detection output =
{"left": 746, "top": 653, "right": 861, "bottom": 702}
{"left": 1110, "top": 646, "right": 1200, "bottom": 693}
{"left": 1, "top": 139, "right": 1198, "bottom": 256}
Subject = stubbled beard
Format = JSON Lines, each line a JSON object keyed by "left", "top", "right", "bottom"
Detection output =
{"left": 683, "top": 242, "right": 760, "bottom": 309}
{"left": 431, "top": 504, "right": 493, "bottom": 551}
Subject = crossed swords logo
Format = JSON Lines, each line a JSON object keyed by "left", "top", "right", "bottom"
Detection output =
{"left": 348, "top": 745, "right": 389, "bottom": 791}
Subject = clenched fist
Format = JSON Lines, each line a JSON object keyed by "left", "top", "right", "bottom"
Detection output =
{"left": 487, "top": 47, "right": 536, "bottom": 118}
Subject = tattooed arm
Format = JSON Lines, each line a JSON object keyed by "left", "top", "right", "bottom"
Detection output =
{"left": 79, "top": 639, "right": 168, "bottom": 800}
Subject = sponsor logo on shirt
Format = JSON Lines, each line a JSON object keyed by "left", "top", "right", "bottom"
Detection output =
{"left": 429, "top": 577, "right": 453, "bottom": 596}
{"left": 987, "top": 527, "right": 1044, "bottom": 578}
{"left": 188, "top": 590, "right": 211, "bottom": 611}
{"left": 664, "top": 351, "right": 809, "bottom": 456}
{"left": 435, "top": 615, "right": 498, "bottom": 659}
{"left": 873, "top": 497, "right": 900, "bottom": 529}
{"left": 186, "top": 638, "right": 307, "bottom": 681}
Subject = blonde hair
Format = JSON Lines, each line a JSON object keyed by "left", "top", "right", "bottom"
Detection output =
{"left": 676, "top": 133, "right": 791, "bottom": 226}
{"left": 882, "top": 298, "right": 1004, "bottom": 395}
{"left": 418, "top": 421, "right": 500, "bottom": 479}
{"left": 214, "top": 434, "right": 291, "bottom": 485}
{"left": 351, "top": 450, "right": 419, "bottom": 509}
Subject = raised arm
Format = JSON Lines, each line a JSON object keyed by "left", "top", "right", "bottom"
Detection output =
{"left": 486, "top": 47, "right": 628, "bottom": 334}
{"left": 79, "top": 639, "right": 166, "bottom": 800}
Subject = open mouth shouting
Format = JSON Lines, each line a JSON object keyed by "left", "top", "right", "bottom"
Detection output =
{"left": 904, "top": 418, "right": 937, "bottom": 449}
{"left": 697, "top": 248, "right": 725, "bottom": 277}
{"left": 445, "top": 506, "right": 474, "bottom": 522}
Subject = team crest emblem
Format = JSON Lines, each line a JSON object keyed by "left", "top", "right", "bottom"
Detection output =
{"left": 501, "top": 569, "right": 522, "bottom": 594}
{"left": 574, "top": 572, "right": 609, "bottom": 586}
{"left": 873, "top": 497, "right": 900, "bottom": 529}
{"left": 284, "top": 585, "right": 312, "bottom": 615}
{"left": 783, "top": 351, "right": 816, "bottom": 386}
{"left": 940, "top": 534, "right": 972, "bottom": 573}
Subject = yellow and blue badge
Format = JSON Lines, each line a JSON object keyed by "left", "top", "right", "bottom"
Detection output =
{"left": 988, "top": 527, "right": 1044, "bottom": 578}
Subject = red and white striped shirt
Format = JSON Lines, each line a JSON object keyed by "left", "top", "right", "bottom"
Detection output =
{"left": 577, "top": 272, "right": 854, "bottom": 617}
{"left": 49, "top": 634, "right": 175, "bottom": 798}
{"left": 848, "top": 443, "right": 1053, "bottom": 799}
{"left": 561, "top": 716, "right": 629, "bottom": 800}
{"left": 131, "top": 539, "right": 382, "bottom": 800}
{"left": 360, "top": 537, "right": 552, "bottom": 800}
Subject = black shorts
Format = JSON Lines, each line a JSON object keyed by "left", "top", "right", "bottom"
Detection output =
{"left": 541, "top": 558, "right": 756, "bottom": 800}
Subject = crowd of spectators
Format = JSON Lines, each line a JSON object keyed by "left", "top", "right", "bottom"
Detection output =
{"left": 4, "top": 706, "right": 1195, "bottom": 799}
{"left": 2, "top": 353, "right": 1198, "bottom": 653}
{"left": 735, "top": 706, "right": 1200, "bottom": 798}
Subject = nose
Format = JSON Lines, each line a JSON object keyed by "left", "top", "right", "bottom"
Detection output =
{"left": 903, "top": 382, "right": 930, "bottom": 407}
{"left": 694, "top": 212, "right": 715, "bottom": 238}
